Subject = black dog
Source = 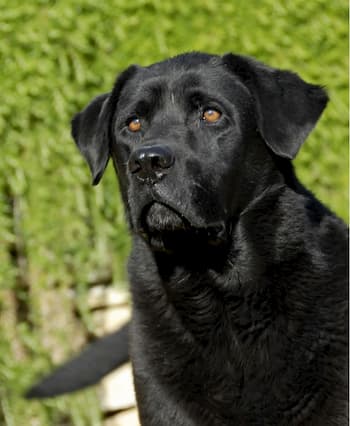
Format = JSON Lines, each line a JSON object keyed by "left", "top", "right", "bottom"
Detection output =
{"left": 27, "top": 53, "right": 348, "bottom": 425}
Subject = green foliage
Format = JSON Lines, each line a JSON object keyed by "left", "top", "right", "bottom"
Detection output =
{"left": 0, "top": 0, "right": 348, "bottom": 424}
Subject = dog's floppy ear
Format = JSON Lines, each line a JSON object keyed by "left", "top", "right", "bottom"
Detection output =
{"left": 71, "top": 93, "right": 110, "bottom": 185}
{"left": 223, "top": 53, "right": 328, "bottom": 159}
{"left": 71, "top": 65, "right": 138, "bottom": 185}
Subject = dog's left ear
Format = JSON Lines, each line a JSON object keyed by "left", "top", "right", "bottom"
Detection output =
{"left": 71, "top": 65, "right": 138, "bottom": 185}
{"left": 223, "top": 53, "right": 328, "bottom": 159}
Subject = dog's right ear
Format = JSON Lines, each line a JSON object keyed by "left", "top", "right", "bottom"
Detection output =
{"left": 71, "top": 94, "right": 110, "bottom": 185}
{"left": 71, "top": 65, "right": 138, "bottom": 185}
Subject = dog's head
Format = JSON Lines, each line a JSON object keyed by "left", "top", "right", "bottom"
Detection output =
{"left": 72, "top": 53, "right": 328, "bottom": 252}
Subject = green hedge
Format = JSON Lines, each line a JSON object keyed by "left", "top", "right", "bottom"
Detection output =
{"left": 0, "top": 1, "right": 348, "bottom": 424}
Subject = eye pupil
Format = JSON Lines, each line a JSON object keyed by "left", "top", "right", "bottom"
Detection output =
{"left": 203, "top": 108, "right": 221, "bottom": 123}
{"left": 128, "top": 118, "right": 141, "bottom": 132}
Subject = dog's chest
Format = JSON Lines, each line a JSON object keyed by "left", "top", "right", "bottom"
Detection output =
{"left": 131, "top": 265, "right": 289, "bottom": 406}
{"left": 128, "top": 213, "right": 348, "bottom": 423}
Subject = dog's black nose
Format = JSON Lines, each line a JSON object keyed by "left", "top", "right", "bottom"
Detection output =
{"left": 128, "top": 145, "right": 175, "bottom": 182}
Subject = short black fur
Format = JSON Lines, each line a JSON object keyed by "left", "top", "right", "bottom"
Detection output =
{"left": 28, "top": 53, "right": 348, "bottom": 425}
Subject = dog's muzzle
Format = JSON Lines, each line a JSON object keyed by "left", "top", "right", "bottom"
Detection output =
{"left": 138, "top": 201, "right": 229, "bottom": 253}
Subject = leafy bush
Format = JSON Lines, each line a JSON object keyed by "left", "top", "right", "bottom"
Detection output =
{"left": 0, "top": 1, "right": 347, "bottom": 424}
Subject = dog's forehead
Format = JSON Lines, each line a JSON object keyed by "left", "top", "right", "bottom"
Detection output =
{"left": 121, "top": 55, "right": 247, "bottom": 102}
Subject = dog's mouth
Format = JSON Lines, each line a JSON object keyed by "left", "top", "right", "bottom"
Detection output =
{"left": 138, "top": 201, "right": 228, "bottom": 252}
{"left": 143, "top": 202, "right": 187, "bottom": 233}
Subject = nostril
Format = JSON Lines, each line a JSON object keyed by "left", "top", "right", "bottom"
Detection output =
{"left": 151, "top": 152, "right": 174, "bottom": 171}
{"left": 128, "top": 157, "right": 142, "bottom": 174}
{"left": 151, "top": 156, "right": 161, "bottom": 171}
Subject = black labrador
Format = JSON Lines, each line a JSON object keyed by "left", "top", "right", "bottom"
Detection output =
{"left": 27, "top": 53, "right": 348, "bottom": 425}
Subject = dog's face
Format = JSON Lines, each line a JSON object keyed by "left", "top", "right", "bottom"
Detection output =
{"left": 113, "top": 55, "right": 256, "bottom": 250}
{"left": 72, "top": 53, "right": 328, "bottom": 252}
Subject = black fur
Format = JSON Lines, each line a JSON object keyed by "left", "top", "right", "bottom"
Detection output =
{"left": 28, "top": 53, "right": 348, "bottom": 425}
{"left": 26, "top": 323, "right": 129, "bottom": 398}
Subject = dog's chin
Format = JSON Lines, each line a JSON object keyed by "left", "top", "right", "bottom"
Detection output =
{"left": 144, "top": 202, "right": 187, "bottom": 234}
{"left": 138, "top": 202, "right": 228, "bottom": 253}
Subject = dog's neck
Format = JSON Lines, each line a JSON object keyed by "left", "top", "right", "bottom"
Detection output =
{"left": 128, "top": 135, "right": 335, "bottom": 349}
{"left": 128, "top": 177, "right": 346, "bottom": 422}
{"left": 129, "top": 181, "right": 310, "bottom": 339}
{"left": 129, "top": 149, "right": 311, "bottom": 287}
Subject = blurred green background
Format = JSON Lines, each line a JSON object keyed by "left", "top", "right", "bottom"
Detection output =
{"left": 0, "top": 0, "right": 348, "bottom": 425}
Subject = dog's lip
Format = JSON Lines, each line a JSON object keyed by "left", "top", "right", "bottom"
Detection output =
{"left": 150, "top": 188, "right": 210, "bottom": 228}
{"left": 137, "top": 200, "right": 189, "bottom": 234}
{"left": 137, "top": 199, "right": 228, "bottom": 245}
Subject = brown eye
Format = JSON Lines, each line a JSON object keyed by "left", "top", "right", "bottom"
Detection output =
{"left": 202, "top": 108, "right": 221, "bottom": 123}
{"left": 128, "top": 117, "right": 141, "bottom": 132}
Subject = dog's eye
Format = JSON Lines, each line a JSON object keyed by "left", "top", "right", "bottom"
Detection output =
{"left": 202, "top": 108, "right": 221, "bottom": 123}
{"left": 128, "top": 117, "right": 141, "bottom": 132}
